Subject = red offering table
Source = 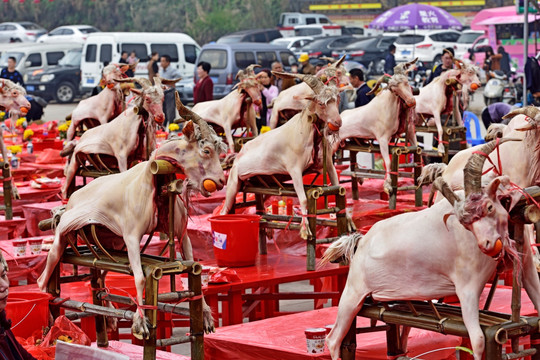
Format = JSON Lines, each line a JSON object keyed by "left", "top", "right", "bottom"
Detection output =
{"left": 90, "top": 341, "right": 190, "bottom": 359}
{"left": 1, "top": 184, "right": 61, "bottom": 215}
{"left": 2, "top": 237, "right": 48, "bottom": 284}
{"left": 204, "top": 307, "right": 460, "bottom": 360}
{"left": 200, "top": 253, "right": 348, "bottom": 326}
{"left": 22, "top": 200, "right": 63, "bottom": 237}
{"left": 0, "top": 215, "right": 26, "bottom": 239}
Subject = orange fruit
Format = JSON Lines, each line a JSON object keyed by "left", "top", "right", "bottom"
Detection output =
{"left": 203, "top": 179, "right": 217, "bottom": 193}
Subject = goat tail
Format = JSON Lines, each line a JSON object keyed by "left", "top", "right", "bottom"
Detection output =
{"left": 51, "top": 205, "right": 67, "bottom": 231}
{"left": 60, "top": 141, "right": 77, "bottom": 157}
{"left": 320, "top": 232, "right": 362, "bottom": 266}
{"left": 417, "top": 163, "right": 447, "bottom": 187}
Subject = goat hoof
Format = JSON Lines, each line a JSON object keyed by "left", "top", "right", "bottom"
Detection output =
{"left": 437, "top": 144, "right": 445, "bottom": 156}
{"left": 132, "top": 312, "right": 150, "bottom": 340}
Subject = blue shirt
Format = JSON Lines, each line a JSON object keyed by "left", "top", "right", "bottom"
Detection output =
{"left": 0, "top": 68, "right": 24, "bottom": 87}
{"left": 384, "top": 53, "right": 396, "bottom": 75}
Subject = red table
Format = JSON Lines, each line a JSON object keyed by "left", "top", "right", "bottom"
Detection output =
{"left": 1, "top": 237, "right": 48, "bottom": 285}
{"left": 91, "top": 340, "right": 190, "bottom": 359}
{"left": 200, "top": 253, "right": 348, "bottom": 326}
{"left": 0, "top": 215, "right": 26, "bottom": 239}
{"left": 22, "top": 200, "right": 63, "bottom": 237}
{"left": 204, "top": 306, "right": 460, "bottom": 360}
{"left": 1, "top": 184, "right": 61, "bottom": 215}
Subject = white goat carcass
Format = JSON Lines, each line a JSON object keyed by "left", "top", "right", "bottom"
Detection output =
{"left": 37, "top": 103, "right": 227, "bottom": 338}
{"left": 61, "top": 77, "right": 171, "bottom": 198}
{"left": 331, "top": 60, "right": 417, "bottom": 194}
{"left": 323, "top": 140, "right": 540, "bottom": 360}
{"left": 0, "top": 79, "right": 31, "bottom": 199}
{"left": 191, "top": 65, "right": 262, "bottom": 153}
{"left": 268, "top": 56, "right": 349, "bottom": 129}
{"left": 414, "top": 61, "right": 480, "bottom": 155}
{"left": 66, "top": 63, "right": 138, "bottom": 141}
{"left": 221, "top": 72, "right": 355, "bottom": 239}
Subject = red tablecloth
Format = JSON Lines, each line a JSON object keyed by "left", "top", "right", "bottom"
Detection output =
{"left": 0, "top": 215, "right": 26, "bottom": 239}
{"left": 2, "top": 236, "right": 48, "bottom": 284}
{"left": 91, "top": 341, "right": 190, "bottom": 359}
{"left": 1, "top": 184, "right": 61, "bottom": 215}
{"left": 205, "top": 306, "right": 460, "bottom": 360}
{"left": 22, "top": 200, "right": 63, "bottom": 237}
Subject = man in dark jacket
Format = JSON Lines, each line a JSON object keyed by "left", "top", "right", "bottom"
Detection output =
{"left": 384, "top": 45, "right": 396, "bottom": 75}
{"left": 193, "top": 61, "right": 213, "bottom": 104}
{"left": 424, "top": 48, "right": 455, "bottom": 85}
{"left": 349, "top": 68, "right": 374, "bottom": 108}
{"left": 0, "top": 57, "right": 24, "bottom": 87}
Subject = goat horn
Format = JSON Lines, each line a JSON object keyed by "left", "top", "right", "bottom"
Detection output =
{"left": 273, "top": 71, "right": 325, "bottom": 95}
{"left": 115, "top": 77, "right": 152, "bottom": 88}
{"left": 366, "top": 75, "right": 389, "bottom": 96}
{"left": 502, "top": 106, "right": 540, "bottom": 122}
{"left": 235, "top": 70, "right": 245, "bottom": 81}
{"left": 245, "top": 64, "right": 260, "bottom": 76}
{"left": 432, "top": 177, "right": 459, "bottom": 206}
{"left": 160, "top": 77, "right": 182, "bottom": 86}
{"left": 174, "top": 92, "right": 215, "bottom": 141}
{"left": 334, "top": 55, "right": 346, "bottom": 69}
{"left": 463, "top": 138, "right": 520, "bottom": 197}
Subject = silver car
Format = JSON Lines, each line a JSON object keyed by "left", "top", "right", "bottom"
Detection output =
{"left": 0, "top": 22, "right": 47, "bottom": 43}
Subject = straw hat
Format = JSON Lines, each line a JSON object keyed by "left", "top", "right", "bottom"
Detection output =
{"left": 298, "top": 53, "right": 310, "bottom": 63}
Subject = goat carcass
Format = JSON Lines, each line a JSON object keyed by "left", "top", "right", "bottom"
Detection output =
{"left": 414, "top": 61, "right": 480, "bottom": 155}
{"left": 0, "top": 79, "right": 30, "bottom": 199}
{"left": 66, "top": 63, "right": 137, "bottom": 141}
{"left": 221, "top": 72, "right": 355, "bottom": 239}
{"left": 331, "top": 59, "right": 417, "bottom": 194}
{"left": 61, "top": 77, "right": 173, "bottom": 198}
{"left": 191, "top": 64, "right": 262, "bottom": 153}
{"left": 268, "top": 56, "right": 349, "bottom": 129}
{"left": 37, "top": 102, "right": 227, "bottom": 338}
{"left": 323, "top": 140, "right": 540, "bottom": 360}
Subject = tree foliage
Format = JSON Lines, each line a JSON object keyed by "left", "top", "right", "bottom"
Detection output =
{"left": 1, "top": 0, "right": 290, "bottom": 45}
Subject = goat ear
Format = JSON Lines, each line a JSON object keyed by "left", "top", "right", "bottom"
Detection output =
{"left": 130, "top": 88, "right": 142, "bottom": 96}
{"left": 120, "top": 65, "right": 129, "bottom": 73}
{"left": 492, "top": 175, "right": 522, "bottom": 211}
{"left": 183, "top": 121, "right": 195, "bottom": 141}
{"left": 486, "top": 177, "right": 502, "bottom": 200}
{"left": 303, "top": 95, "right": 315, "bottom": 102}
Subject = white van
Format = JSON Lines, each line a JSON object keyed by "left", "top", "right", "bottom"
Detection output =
{"left": 80, "top": 32, "right": 200, "bottom": 93}
{"left": 0, "top": 42, "right": 82, "bottom": 81}
{"left": 278, "top": 12, "right": 332, "bottom": 27}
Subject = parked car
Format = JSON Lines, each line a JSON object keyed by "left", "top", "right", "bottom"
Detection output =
{"left": 270, "top": 36, "right": 314, "bottom": 56}
{"left": 216, "top": 29, "right": 282, "bottom": 44}
{"left": 299, "top": 36, "right": 358, "bottom": 58}
{"left": 25, "top": 49, "right": 83, "bottom": 103}
{"left": 341, "top": 26, "right": 365, "bottom": 37}
{"left": 0, "top": 42, "right": 82, "bottom": 82}
{"left": 394, "top": 29, "right": 461, "bottom": 65}
{"left": 332, "top": 35, "right": 398, "bottom": 75}
{"left": 0, "top": 22, "right": 47, "bottom": 43}
{"left": 455, "top": 30, "right": 488, "bottom": 60}
{"left": 194, "top": 42, "right": 295, "bottom": 100}
{"left": 278, "top": 12, "right": 332, "bottom": 27}
{"left": 37, "top": 25, "right": 100, "bottom": 44}
{"left": 292, "top": 24, "right": 342, "bottom": 38}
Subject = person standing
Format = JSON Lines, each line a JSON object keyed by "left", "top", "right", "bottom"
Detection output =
{"left": 424, "top": 48, "right": 455, "bottom": 85}
{"left": 384, "top": 45, "right": 396, "bottom": 75}
{"left": 118, "top": 51, "right": 129, "bottom": 65}
{"left": 147, "top": 51, "right": 159, "bottom": 84}
{"left": 498, "top": 46, "right": 511, "bottom": 76}
{"left": 193, "top": 61, "right": 213, "bottom": 105}
{"left": 256, "top": 69, "right": 279, "bottom": 131}
{"left": 0, "top": 57, "right": 24, "bottom": 87}
{"left": 298, "top": 53, "right": 315, "bottom": 75}
{"left": 349, "top": 68, "right": 374, "bottom": 108}
{"left": 159, "top": 54, "right": 182, "bottom": 80}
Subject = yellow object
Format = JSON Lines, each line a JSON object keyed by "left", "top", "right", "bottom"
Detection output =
{"left": 203, "top": 179, "right": 217, "bottom": 193}
{"left": 8, "top": 145, "right": 22, "bottom": 155}
{"left": 16, "top": 117, "right": 25, "bottom": 128}
{"left": 310, "top": 3, "right": 381, "bottom": 10}
{"left": 23, "top": 129, "right": 34, "bottom": 140}
{"left": 260, "top": 126, "right": 271, "bottom": 134}
{"left": 169, "top": 123, "right": 180, "bottom": 132}
{"left": 298, "top": 53, "right": 309, "bottom": 63}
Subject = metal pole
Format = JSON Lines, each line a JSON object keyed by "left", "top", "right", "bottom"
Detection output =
{"left": 525, "top": 0, "right": 529, "bottom": 106}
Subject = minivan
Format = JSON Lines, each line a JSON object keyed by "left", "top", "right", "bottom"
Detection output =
{"left": 0, "top": 42, "right": 82, "bottom": 82}
{"left": 194, "top": 43, "right": 296, "bottom": 100}
{"left": 80, "top": 32, "right": 200, "bottom": 94}
{"left": 278, "top": 13, "right": 332, "bottom": 27}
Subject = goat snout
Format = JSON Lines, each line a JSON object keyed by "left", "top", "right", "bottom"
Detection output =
{"left": 471, "top": 83, "right": 480, "bottom": 91}
{"left": 154, "top": 114, "right": 165, "bottom": 124}
{"left": 253, "top": 98, "right": 262, "bottom": 107}
{"left": 484, "top": 238, "right": 503, "bottom": 258}
{"left": 406, "top": 98, "right": 416, "bottom": 108}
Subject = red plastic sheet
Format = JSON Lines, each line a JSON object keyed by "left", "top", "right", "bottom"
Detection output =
{"left": 0, "top": 185, "right": 61, "bottom": 215}
{"left": 204, "top": 307, "right": 460, "bottom": 360}
{"left": 22, "top": 200, "right": 63, "bottom": 237}
{"left": 91, "top": 341, "right": 190, "bottom": 359}
{"left": 0, "top": 216, "right": 26, "bottom": 239}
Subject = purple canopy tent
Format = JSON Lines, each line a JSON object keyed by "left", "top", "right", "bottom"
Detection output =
{"left": 369, "top": 3, "right": 462, "bottom": 31}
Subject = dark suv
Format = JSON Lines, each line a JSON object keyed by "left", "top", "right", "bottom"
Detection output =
{"left": 25, "top": 49, "right": 82, "bottom": 103}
